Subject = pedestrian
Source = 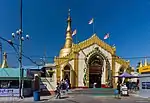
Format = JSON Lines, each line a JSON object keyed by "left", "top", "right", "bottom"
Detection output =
{"left": 116, "top": 83, "right": 121, "bottom": 99}
{"left": 55, "top": 83, "right": 61, "bottom": 99}
{"left": 65, "top": 79, "right": 69, "bottom": 92}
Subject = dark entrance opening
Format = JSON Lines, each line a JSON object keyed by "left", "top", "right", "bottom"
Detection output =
{"left": 89, "top": 55, "right": 103, "bottom": 88}
{"left": 63, "top": 65, "right": 71, "bottom": 88}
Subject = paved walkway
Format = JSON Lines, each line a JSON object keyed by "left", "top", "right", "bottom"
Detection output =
{"left": 0, "top": 95, "right": 55, "bottom": 102}
{"left": 0, "top": 91, "right": 70, "bottom": 102}
{"left": 0, "top": 90, "right": 149, "bottom": 102}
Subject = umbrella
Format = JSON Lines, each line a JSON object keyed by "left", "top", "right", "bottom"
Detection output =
{"left": 114, "top": 72, "right": 139, "bottom": 78}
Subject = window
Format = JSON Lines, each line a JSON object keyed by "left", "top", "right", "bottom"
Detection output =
{"left": 0, "top": 80, "right": 19, "bottom": 89}
{"left": 10, "top": 80, "right": 19, "bottom": 88}
{"left": 0, "top": 80, "right": 10, "bottom": 88}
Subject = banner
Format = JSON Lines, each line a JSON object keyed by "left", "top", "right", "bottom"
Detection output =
{"left": 142, "top": 82, "right": 150, "bottom": 89}
{"left": 0, "top": 89, "right": 19, "bottom": 96}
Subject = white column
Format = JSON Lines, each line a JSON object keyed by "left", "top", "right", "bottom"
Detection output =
{"left": 102, "top": 60, "right": 106, "bottom": 84}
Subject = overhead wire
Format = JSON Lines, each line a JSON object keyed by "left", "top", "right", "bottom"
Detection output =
{"left": 0, "top": 36, "right": 41, "bottom": 66}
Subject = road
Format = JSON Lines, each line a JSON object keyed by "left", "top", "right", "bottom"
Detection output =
{"left": 0, "top": 95, "right": 149, "bottom": 103}
{"left": 48, "top": 95, "right": 150, "bottom": 103}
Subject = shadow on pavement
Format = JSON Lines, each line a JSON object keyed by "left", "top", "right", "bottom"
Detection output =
{"left": 65, "top": 99, "right": 80, "bottom": 103}
{"left": 40, "top": 99, "right": 49, "bottom": 101}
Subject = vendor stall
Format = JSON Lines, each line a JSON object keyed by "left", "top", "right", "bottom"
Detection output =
{"left": 0, "top": 68, "right": 33, "bottom": 96}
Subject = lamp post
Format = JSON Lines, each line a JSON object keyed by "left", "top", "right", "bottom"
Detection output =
{"left": 40, "top": 58, "right": 46, "bottom": 66}
{"left": 11, "top": 29, "right": 29, "bottom": 98}
{"left": 0, "top": 41, "right": 2, "bottom": 65}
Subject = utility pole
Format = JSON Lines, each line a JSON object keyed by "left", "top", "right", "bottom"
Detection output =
{"left": 0, "top": 41, "right": 2, "bottom": 65}
{"left": 0, "top": 1, "right": 29, "bottom": 98}
{"left": 19, "top": 0, "right": 23, "bottom": 98}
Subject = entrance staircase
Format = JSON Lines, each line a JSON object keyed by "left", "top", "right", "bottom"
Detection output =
{"left": 68, "top": 88, "right": 115, "bottom": 96}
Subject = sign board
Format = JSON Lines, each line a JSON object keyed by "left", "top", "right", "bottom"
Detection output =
{"left": 142, "top": 82, "right": 150, "bottom": 89}
{"left": 0, "top": 89, "right": 19, "bottom": 96}
{"left": 139, "top": 74, "right": 150, "bottom": 98}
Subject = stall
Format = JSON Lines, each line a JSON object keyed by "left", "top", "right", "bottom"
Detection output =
{"left": 114, "top": 72, "right": 139, "bottom": 96}
{"left": 0, "top": 68, "right": 33, "bottom": 97}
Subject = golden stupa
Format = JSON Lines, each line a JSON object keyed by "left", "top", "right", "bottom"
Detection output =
{"left": 59, "top": 9, "right": 72, "bottom": 58}
{"left": 1, "top": 52, "right": 8, "bottom": 68}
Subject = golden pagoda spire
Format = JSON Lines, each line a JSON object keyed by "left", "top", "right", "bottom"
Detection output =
{"left": 64, "top": 9, "right": 72, "bottom": 48}
{"left": 59, "top": 9, "right": 73, "bottom": 57}
{"left": 1, "top": 52, "right": 8, "bottom": 68}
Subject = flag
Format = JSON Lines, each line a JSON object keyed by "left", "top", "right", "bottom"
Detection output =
{"left": 112, "top": 44, "right": 115, "bottom": 47}
{"left": 72, "top": 29, "right": 77, "bottom": 36}
{"left": 88, "top": 18, "right": 94, "bottom": 24}
{"left": 104, "top": 33, "right": 109, "bottom": 39}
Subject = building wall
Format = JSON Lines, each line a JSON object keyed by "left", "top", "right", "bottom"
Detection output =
{"left": 78, "top": 52, "right": 85, "bottom": 87}
{"left": 101, "top": 60, "right": 106, "bottom": 84}
{"left": 78, "top": 44, "right": 112, "bottom": 87}
{"left": 40, "top": 69, "right": 57, "bottom": 94}
{"left": 68, "top": 60, "right": 75, "bottom": 87}
{"left": 114, "top": 62, "right": 122, "bottom": 84}
{"left": 139, "top": 74, "right": 150, "bottom": 98}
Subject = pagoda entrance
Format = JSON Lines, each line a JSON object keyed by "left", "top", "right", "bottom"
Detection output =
{"left": 63, "top": 65, "right": 70, "bottom": 81}
{"left": 88, "top": 55, "right": 103, "bottom": 88}
{"left": 63, "top": 65, "right": 71, "bottom": 88}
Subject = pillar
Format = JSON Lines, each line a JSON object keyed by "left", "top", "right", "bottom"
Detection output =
{"left": 73, "top": 52, "right": 79, "bottom": 88}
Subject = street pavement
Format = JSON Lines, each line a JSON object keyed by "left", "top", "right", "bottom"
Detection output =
{"left": 0, "top": 93, "right": 150, "bottom": 103}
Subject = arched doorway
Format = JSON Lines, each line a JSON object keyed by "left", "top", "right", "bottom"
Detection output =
{"left": 88, "top": 55, "right": 103, "bottom": 88}
{"left": 63, "top": 65, "right": 71, "bottom": 88}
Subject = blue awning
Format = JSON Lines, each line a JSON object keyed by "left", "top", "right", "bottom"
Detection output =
{"left": 0, "top": 68, "right": 27, "bottom": 77}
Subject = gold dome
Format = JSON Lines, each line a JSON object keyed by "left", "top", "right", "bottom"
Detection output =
{"left": 59, "top": 48, "right": 72, "bottom": 57}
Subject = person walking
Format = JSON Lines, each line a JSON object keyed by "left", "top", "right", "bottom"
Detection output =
{"left": 55, "top": 83, "right": 61, "bottom": 99}
{"left": 65, "top": 79, "right": 69, "bottom": 92}
{"left": 116, "top": 83, "right": 121, "bottom": 99}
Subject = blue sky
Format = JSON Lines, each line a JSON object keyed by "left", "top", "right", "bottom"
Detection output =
{"left": 0, "top": 0, "right": 150, "bottom": 68}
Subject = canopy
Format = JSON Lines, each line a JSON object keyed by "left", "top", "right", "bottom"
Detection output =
{"left": 114, "top": 72, "right": 139, "bottom": 78}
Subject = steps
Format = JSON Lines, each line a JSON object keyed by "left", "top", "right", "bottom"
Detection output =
{"left": 68, "top": 88, "right": 115, "bottom": 96}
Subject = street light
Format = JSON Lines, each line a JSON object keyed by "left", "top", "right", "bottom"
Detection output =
{"left": 11, "top": 29, "right": 29, "bottom": 98}
{"left": 40, "top": 58, "right": 46, "bottom": 65}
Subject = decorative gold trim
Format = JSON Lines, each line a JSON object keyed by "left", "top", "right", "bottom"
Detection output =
{"left": 114, "top": 56, "right": 130, "bottom": 68}
{"left": 84, "top": 47, "right": 112, "bottom": 87}
{"left": 72, "top": 34, "right": 116, "bottom": 55}
{"left": 73, "top": 52, "right": 79, "bottom": 87}
{"left": 112, "top": 55, "right": 116, "bottom": 88}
